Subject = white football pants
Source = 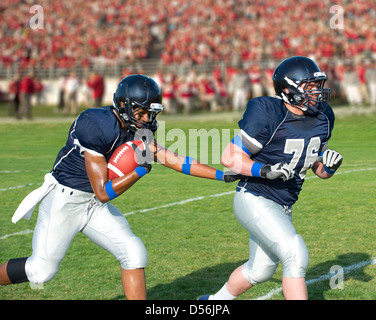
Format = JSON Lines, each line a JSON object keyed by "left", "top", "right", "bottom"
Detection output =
{"left": 233, "top": 187, "right": 309, "bottom": 285}
{"left": 25, "top": 183, "right": 148, "bottom": 284}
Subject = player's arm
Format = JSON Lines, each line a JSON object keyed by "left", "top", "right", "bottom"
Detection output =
{"left": 311, "top": 148, "right": 343, "bottom": 179}
{"left": 151, "top": 140, "right": 236, "bottom": 182}
{"left": 221, "top": 137, "right": 256, "bottom": 176}
{"left": 221, "top": 132, "right": 293, "bottom": 181}
{"left": 84, "top": 151, "right": 146, "bottom": 203}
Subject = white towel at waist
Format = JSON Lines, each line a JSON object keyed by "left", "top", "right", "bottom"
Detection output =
{"left": 12, "top": 173, "right": 58, "bottom": 224}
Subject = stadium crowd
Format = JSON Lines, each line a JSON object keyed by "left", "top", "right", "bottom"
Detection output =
{"left": 161, "top": 0, "right": 376, "bottom": 66}
{"left": 1, "top": 0, "right": 375, "bottom": 69}
{"left": 1, "top": 0, "right": 376, "bottom": 116}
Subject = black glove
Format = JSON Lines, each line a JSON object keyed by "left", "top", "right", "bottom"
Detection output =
{"left": 223, "top": 171, "right": 245, "bottom": 183}
{"left": 260, "top": 162, "right": 293, "bottom": 181}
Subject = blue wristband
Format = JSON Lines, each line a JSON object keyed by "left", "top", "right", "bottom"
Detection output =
{"left": 105, "top": 181, "right": 118, "bottom": 200}
{"left": 251, "top": 162, "right": 263, "bottom": 177}
{"left": 319, "top": 151, "right": 336, "bottom": 174}
{"left": 135, "top": 166, "right": 149, "bottom": 178}
{"left": 324, "top": 165, "right": 336, "bottom": 174}
{"left": 215, "top": 170, "right": 224, "bottom": 181}
{"left": 182, "top": 156, "right": 194, "bottom": 175}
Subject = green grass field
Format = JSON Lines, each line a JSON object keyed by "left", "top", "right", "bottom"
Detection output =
{"left": 0, "top": 109, "right": 375, "bottom": 300}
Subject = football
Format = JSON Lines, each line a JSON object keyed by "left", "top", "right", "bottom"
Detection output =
{"left": 107, "top": 140, "right": 144, "bottom": 180}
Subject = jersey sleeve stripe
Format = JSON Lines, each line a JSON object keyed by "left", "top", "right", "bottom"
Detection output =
{"left": 231, "top": 134, "right": 252, "bottom": 156}
{"left": 73, "top": 138, "right": 104, "bottom": 157}
{"left": 240, "top": 129, "right": 263, "bottom": 149}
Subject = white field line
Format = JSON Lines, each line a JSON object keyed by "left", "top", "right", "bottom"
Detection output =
{"left": 123, "top": 190, "right": 235, "bottom": 216}
{"left": 0, "top": 229, "right": 34, "bottom": 240}
{"left": 0, "top": 183, "right": 39, "bottom": 192}
{"left": 255, "top": 257, "right": 376, "bottom": 300}
{"left": 0, "top": 168, "right": 374, "bottom": 239}
{"left": 122, "top": 167, "right": 375, "bottom": 216}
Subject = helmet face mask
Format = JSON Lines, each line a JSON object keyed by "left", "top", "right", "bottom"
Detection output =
{"left": 282, "top": 77, "right": 331, "bottom": 112}
{"left": 113, "top": 75, "right": 163, "bottom": 132}
{"left": 273, "top": 56, "right": 332, "bottom": 113}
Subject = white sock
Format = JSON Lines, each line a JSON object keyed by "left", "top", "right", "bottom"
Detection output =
{"left": 210, "top": 283, "right": 237, "bottom": 300}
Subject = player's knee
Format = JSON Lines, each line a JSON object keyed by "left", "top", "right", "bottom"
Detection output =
{"left": 242, "top": 259, "right": 279, "bottom": 286}
{"left": 281, "top": 234, "right": 309, "bottom": 278}
{"left": 25, "top": 257, "right": 59, "bottom": 284}
{"left": 118, "top": 236, "right": 148, "bottom": 269}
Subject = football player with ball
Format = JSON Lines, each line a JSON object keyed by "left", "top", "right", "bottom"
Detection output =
{"left": 0, "top": 74, "right": 239, "bottom": 299}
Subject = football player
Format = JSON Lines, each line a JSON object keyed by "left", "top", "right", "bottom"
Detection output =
{"left": 0, "top": 74, "right": 239, "bottom": 299}
{"left": 199, "top": 56, "right": 343, "bottom": 300}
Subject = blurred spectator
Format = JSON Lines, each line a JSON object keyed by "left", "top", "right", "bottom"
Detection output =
{"left": 18, "top": 72, "right": 36, "bottom": 119}
{"left": 198, "top": 73, "right": 218, "bottom": 112}
{"left": 262, "top": 63, "right": 275, "bottom": 97}
{"left": 366, "top": 60, "right": 376, "bottom": 107}
{"left": 342, "top": 63, "right": 362, "bottom": 106}
{"left": 8, "top": 75, "right": 20, "bottom": 117}
{"left": 161, "top": 72, "right": 178, "bottom": 114}
{"left": 356, "top": 62, "right": 369, "bottom": 104}
{"left": 229, "top": 67, "right": 250, "bottom": 111}
{"left": 57, "top": 73, "right": 67, "bottom": 113}
{"left": 64, "top": 71, "right": 80, "bottom": 115}
{"left": 334, "top": 61, "right": 347, "bottom": 103}
{"left": 177, "top": 75, "right": 196, "bottom": 114}
{"left": 213, "top": 68, "right": 230, "bottom": 111}
{"left": 33, "top": 76, "right": 45, "bottom": 105}
{"left": 248, "top": 64, "right": 263, "bottom": 99}
{"left": 87, "top": 71, "right": 105, "bottom": 108}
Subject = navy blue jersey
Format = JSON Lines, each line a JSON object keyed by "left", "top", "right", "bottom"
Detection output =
{"left": 51, "top": 106, "right": 135, "bottom": 192}
{"left": 238, "top": 96, "right": 335, "bottom": 206}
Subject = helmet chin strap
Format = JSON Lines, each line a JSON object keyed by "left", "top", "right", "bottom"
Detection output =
{"left": 280, "top": 92, "right": 308, "bottom": 112}
{"left": 295, "top": 104, "right": 308, "bottom": 112}
{"left": 112, "top": 101, "right": 137, "bottom": 131}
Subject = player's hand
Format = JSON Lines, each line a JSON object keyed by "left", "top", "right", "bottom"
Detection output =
{"left": 223, "top": 171, "right": 244, "bottom": 183}
{"left": 260, "top": 162, "right": 293, "bottom": 181}
{"left": 131, "top": 143, "right": 152, "bottom": 172}
{"left": 318, "top": 149, "right": 343, "bottom": 172}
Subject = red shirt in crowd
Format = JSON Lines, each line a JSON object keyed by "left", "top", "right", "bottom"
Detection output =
{"left": 20, "top": 76, "right": 35, "bottom": 94}
{"left": 87, "top": 74, "right": 105, "bottom": 99}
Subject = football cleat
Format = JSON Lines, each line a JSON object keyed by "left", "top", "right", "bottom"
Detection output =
{"left": 198, "top": 294, "right": 211, "bottom": 300}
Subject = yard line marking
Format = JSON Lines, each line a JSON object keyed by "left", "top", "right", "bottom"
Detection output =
{"left": 0, "top": 183, "right": 39, "bottom": 192}
{"left": 0, "top": 167, "right": 374, "bottom": 240}
{"left": 254, "top": 257, "right": 376, "bottom": 300}
{"left": 0, "top": 229, "right": 34, "bottom": 240}
{"left": 122, "top": 168, "right": 375, "bottom": 216}
{"left": 0, "top": 170, "right": 22, "bottom": 174}
{"left": 0, "top": 168, "right": 374, "bottom": 193}
{"left": 0, "top": 170, "right": 47, "bottom": 174}
{"left": 123, "top": 191, "right": 235, "bottom": 216}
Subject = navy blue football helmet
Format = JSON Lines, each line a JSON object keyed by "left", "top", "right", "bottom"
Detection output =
{"left": 273, "top": 56, "right": 331, "bottom": 113}
{"left": 113, "top": 74, "right": 163, "bottom": 132}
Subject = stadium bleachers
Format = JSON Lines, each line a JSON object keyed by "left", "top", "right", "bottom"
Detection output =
{"left": 0, "top": 0, "right": 375, "bottom": 108}
{"left": 1, "top": 1, "right": 375, "bottom": 72}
